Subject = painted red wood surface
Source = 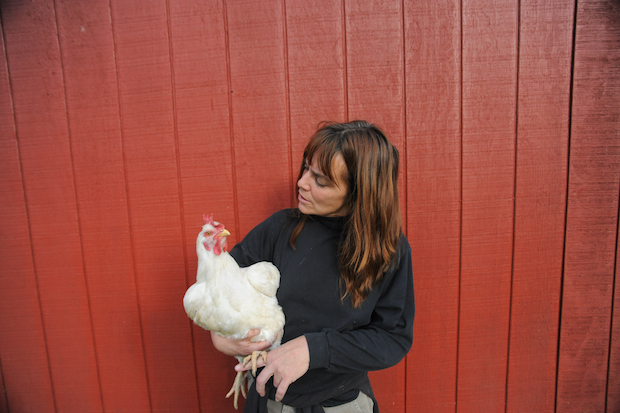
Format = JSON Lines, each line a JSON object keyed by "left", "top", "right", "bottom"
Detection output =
{"left": 286, "top": 0, "right": 345, "bottom": 174}
{"left": 506, "top": 0, "right": 573, "bottom": 411}
{"left": 610, "top": 235, "right": 620, "bottom": 413}
{"left": 0, "top": 369, "right": 6, "bottom": 413}
{"left": 0, "top": 1, "right": 619, "bottom": 412}
{"left": 54, "top": 1, "right": 152, "bottom": 411}
{"left": 227, "top": 0, "right": 292, "bottom": 238}
{"left": 556, "top": 0, "right": 620, "bottom": 412}
{"left": 0, "top": 14, "right": 57, "bottom": 413}
{"left": 458, "top": 0, "right": 518, "bottom": 410}
{"left": 1, "top": 1, "right": 101, "bottom": 411}
{"left": 404, "top": 0, "right": 461, "bottom": 411}
{"left": 109, "top": 1, "right": 199, "bottom": 411}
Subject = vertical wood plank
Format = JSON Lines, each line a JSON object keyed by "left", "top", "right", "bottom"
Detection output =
{"left": 557, "top": 0, "right": 620, "bottom": 411}
{"left": 54, "top": 0, "right": 152, "bottom": 411}
{"left": 506, "top": 0, "right": 573, "bottom": 411}
{"left": 168, "top": 0, "right": 239, "bottom": 411}
{"left": 109, "top": 0, "right": 199, "bottom": 410}
{"left": 344, "top": 1, "right": 406, "bottom": 411}
{"left": 226, "top": 0, "right": 291, "bottom": 236}
{"left": 0, "top": 13, "right": 56, "bottom": 412}
{"left": 403, "top": 1, "right": 461, "bottom": 411}
{"left": 1, "top": 1, "right": 103, "bottom": 411}
{"left": 285, "top": 0, "right": 346, "bottom": 173}
{"left": 611, "top": 45, "right": 620, "bottom": 401}
{"left": 344, "top": 0, "right": 408, "bottom": 227}
{"left": 458, "top": 0, "right": 518, "bottom": 410}
{"left": 610, "top": 233, "right": 620, "bottom": 413}
{"left": 0, "top": 364, "right": 7, "bottom": 413}
{"left": 345, "top": 0, "right": 405, "bottom": 148}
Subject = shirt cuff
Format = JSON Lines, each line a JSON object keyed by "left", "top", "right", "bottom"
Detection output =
{"left": 305, "top": 331, "right": 330, "bottom": 369}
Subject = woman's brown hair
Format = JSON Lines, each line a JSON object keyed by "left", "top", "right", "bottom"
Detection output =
{"left": 291, "top": 120, "right": 402, "bottom": 308}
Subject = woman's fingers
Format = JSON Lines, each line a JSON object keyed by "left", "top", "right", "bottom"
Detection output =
{"left": 252, "top": 336, "right": 310, "bottom": 401}
{"left": 246, "top": 328, "right": 261, "bottom": 339}
{"left": 273, "top": 376, "right": 291, "bottom": 402}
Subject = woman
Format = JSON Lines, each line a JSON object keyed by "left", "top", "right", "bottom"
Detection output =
{"left": 211, "top": 120, "right": 415, "bottom": 413}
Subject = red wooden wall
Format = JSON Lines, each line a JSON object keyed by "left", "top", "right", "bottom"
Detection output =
{"left": 0, "top": 0, "right": 618, "bottom": 412}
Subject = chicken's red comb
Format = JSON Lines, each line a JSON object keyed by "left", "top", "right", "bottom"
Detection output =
{"left": 203, "top": 213, "right": 226, "bottom": 231}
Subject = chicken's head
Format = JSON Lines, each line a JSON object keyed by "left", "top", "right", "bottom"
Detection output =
{"left": 198, "top": 214, "right": 230, "bottom": 256}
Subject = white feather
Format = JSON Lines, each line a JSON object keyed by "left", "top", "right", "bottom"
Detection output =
{"left": 183, "top": 220, "right": 285, "bottom": 348}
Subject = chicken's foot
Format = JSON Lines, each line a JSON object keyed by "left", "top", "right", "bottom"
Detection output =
{"left": 243, "top": 350, "right": 268, "bottom": 376}
{"left": 224, "top": 351, "right": 268, "bottom": 409}
{"left": 225, "top": 370, "right": 247, "bottom": 410}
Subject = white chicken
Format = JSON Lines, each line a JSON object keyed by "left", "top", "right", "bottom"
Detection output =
{"left": 183, "top": 214, "right": 285, "bottom": 409}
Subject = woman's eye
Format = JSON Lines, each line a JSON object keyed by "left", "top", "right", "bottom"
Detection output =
{"left": 315, "top": 179, "right": 327, "bottom": 188}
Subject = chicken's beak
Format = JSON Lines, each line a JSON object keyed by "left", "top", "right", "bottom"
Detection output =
{"left": 218, "top": 229, "right": 231, "bottom": 238}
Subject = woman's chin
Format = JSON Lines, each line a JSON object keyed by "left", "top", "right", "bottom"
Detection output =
{"left": 297, "top": 203, "right": 311, "bottom": 215}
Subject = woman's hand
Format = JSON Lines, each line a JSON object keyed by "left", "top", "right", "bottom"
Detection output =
{"left": 210, "top": 329, "right": 271, "bottom": 357}
{"left": 235, "top": 335, "right": 310, "bottom": 402}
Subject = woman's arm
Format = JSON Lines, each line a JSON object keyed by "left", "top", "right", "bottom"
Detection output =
{"left": 307, "top": 235, "right": 415, "bottom": 373}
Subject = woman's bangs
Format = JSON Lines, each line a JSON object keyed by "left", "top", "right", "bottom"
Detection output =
{"left": 305, "top": 133, "right": 340, "bottom": 182}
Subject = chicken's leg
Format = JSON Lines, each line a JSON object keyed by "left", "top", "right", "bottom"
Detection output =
{"left": 225, "top": 369, "right": 247, "bottom": 410}
{"left": 243, "top": 350, "right": 268, "bottom": 376}
{"left": 225, "top": 351, "right": 268, "bottom": 409}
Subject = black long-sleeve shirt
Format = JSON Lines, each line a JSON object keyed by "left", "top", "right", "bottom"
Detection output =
{"left": 229, "top": 209, "right": 415, "bottom": 411}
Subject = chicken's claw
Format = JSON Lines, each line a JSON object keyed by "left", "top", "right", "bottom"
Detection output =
{"left": 224, "top": 351, "right": 267, "bottom": 409}
{"left": 243, "top": 350, "right": 268, "bottom": 376}
{"left": 225, "top": 370, "right": 247, "bottom": 410}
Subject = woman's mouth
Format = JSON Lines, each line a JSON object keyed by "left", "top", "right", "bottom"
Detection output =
{"left": 298, "top": 192, "right": 310, "bottom": 204}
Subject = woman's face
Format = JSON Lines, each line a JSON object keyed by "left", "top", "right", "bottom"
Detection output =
{"left": 297, "top": 154, "right": 349, "bottom": 217}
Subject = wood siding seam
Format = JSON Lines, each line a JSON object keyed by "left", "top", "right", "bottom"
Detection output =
{"left": 400, "top": 0, "right": 408, "bottom": 239}
{"left": 605, "top": 182, "right": 620, "bottom": 412}
{"left": 51, "top": 0, "right": 105, "bottom": 409}
{"left": 455, "top": 0, "right": 464, "bottom": 411}
{"left": 0, "top": 357, "right": 9, "bottom": 412}
{"left": 341, "top": 0, "right": 348, "bottom": 121}
{"left": 555, "top": 0, "right": 579, "bottom": 409}
{"left": 106, "top": 1, "right": 153, "bottom": 410}
{"left": 505, "top": 0, "right": 521, "bottom": 409}
{"left": 557, "top": 0, "right": 620, "bottom": 409}
{"left": 222, "top": 0, "right": 240, "bottom": 240}
{"left": 282, "top": 0, "right": 294, "bottom": 206}
{"left": 164, "top": 0, "right": 201, "bottom": 410}
{"left": 400, "top": 0, "right": 408, "bottom": 408}
{"left": 0, "top": 9, "right": 59, "bottom": 411}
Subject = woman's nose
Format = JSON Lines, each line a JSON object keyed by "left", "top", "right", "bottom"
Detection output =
{"left": 298, "top": 169, "right": 311, "bottom": 189}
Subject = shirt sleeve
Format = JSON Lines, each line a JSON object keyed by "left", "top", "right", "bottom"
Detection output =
{"left": 305, "top": 235, "right": 415, "bottom": 373}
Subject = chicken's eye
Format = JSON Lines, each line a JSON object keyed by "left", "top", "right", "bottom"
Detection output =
{"left": 205, "top": 232, "right": 212, "bottom": 236}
